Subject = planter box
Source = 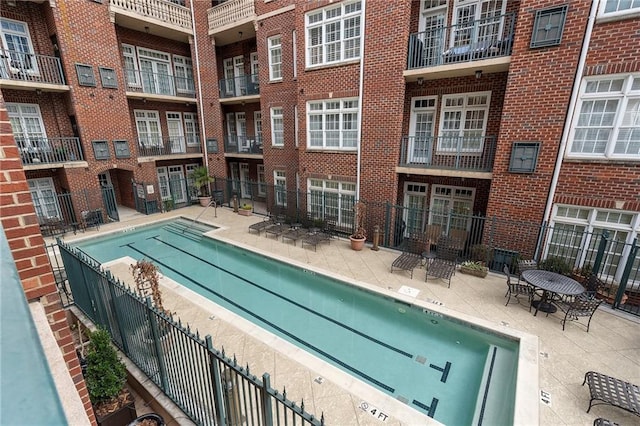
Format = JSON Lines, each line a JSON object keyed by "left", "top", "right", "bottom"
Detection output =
{"left": 238, "top": 209, "right": 252, "bottom": 216}
{"left": 460, "top": 266, "right": 488, "bottom": 278}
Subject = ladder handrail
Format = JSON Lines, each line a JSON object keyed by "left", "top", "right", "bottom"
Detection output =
{"left": 184, "top": 199, "right": 217, "bottom": 233}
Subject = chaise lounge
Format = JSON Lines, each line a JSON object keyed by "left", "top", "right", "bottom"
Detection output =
{"left": 582, "top": 371, "right": 640, "bottom": 417}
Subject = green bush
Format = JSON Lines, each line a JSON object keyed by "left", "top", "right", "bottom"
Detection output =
{"left": 84, "top": 328, "right": 127, "bottom": 404}
{"left": 539, "top": 256, "right": 573, "bottom": 276}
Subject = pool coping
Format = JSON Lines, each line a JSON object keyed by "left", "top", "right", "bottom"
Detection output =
{"left": 80, "top": 215, "right": 539, "bottom": 425}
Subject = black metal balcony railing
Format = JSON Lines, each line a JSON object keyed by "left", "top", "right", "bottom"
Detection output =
{"left": 223, "top": 135, "right": 263, "bottom": 154}
{"left": 125, "top": 68, "right": 196, "bottom": 98}
{"left": 219, "top": 74, "right": 259, "bottom": 98}
{"left": 18, "top": 137, "right": 84, "bottom": 165}
{"left": 399, "top": 135, "right": 496, "bottom": 172}
{"left": 407, "top": 12, "right": 515, "bottom": 70}
{"left": 0, "top": 49, "right": 66, "bottom": 85}
{"left": 137, "top": 136, "right": 202, "bottom": 157}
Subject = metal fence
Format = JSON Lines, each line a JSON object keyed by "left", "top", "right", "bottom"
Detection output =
{"left": 56, "top": 239, "right": 323, "bottom": 426}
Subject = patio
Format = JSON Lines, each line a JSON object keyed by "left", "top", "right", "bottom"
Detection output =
{"left": 54, "top": 205, "right": 640, "bottom": 425}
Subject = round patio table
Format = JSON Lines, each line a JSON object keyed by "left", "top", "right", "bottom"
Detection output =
{"left": 522, "top": 270, "right": 585, "bottom": 316}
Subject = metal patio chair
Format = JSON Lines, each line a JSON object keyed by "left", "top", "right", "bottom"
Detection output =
{"left": 425, "top": 236, "right": 457, "bottom": 288}
{"left": 583, "top": 371, "right": 640, "bottom": 417}
{"left": 554, "top": 297, "right": 602, "bottom": 332}
{"left": 503, "top": 264, "right": 533, "bottom": 309}
{"left": 391, "top": 233, "right": 425, "bottom": 279}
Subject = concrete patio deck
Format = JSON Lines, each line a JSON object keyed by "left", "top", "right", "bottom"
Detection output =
{"left": 55, "top": 205, "right": 640, "bottom": 426}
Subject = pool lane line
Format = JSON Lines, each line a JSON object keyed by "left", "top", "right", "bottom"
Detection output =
{"left": 122, "top": 242, "right": 397, "bottom": 394}
{"left": 146, "top": 235, "right": 414, "bottom": 359}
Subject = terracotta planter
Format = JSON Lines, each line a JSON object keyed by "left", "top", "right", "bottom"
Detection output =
{"left": 198, "top": 196, "right": 212, "bottom": 207}
{"left": 349, "top": 236, "right": 366, "bottom": 251}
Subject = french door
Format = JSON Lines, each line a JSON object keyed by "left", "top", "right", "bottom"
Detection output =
{"left": 28, "top": 178, "right": 61, "bottom": 220}
{"left": 408, "top": 97, "right": 436, "bottom": 164}
{"left": 240, "top": 163, "right": 251, "bottom": 198}
{"left": 140, "top": 56, "right": 173, "bottom": 96}
{"left": 167, "top": 112, "right": 186, "bottom": 153}
{"left": 403, "top": 182, "right": 428, "bottom": 236}
{"left": 223, "top": 56, "right": 245, "bottom": 96}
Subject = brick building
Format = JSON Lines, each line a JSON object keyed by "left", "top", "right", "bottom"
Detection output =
{"left": 0, "top": 0, "right": 638, "bottom": 416}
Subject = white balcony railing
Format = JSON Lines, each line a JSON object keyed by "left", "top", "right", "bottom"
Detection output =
{"left": 208, "top": 0, "right": 255, "bottom": 32}
{"left": 110, "top": 0, "right": 192, "bottom": 32}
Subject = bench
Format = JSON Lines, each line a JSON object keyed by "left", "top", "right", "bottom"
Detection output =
{"left": 583, "top": 371, "right": 640, "bottom": 417}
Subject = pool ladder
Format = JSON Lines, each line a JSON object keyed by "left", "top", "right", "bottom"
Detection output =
{"left": 183, "top": 199, "right": 216, "bottom": 234}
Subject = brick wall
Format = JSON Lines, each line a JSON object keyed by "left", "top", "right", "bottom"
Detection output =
{"left": 0, "top": 101, "right": 96, "bottom": 424}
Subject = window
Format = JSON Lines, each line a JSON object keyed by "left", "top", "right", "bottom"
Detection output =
{"left": 184, "top": 113, "right": 200, "bottom": 146}
{"left": 307, "top": 98, "right": 359, "bottom": 149}
{"left": 600, "top": 0, "right": 640, "bottom": 16}
{"left": 452, "top": 0, "right": 506, "bottom": 50}
{"left": 309, "top": 179, "right": 356, "bottom": 228}
{"left": 166, "top": 112, "right": 185, "bottom": 153}
{"left": 28, "top": 178, "right": 61, "bottom": 220}
{"left": 92, "top": 140, "right": 110, "bottom": 160}
{"left": 250, "top": 52, "right": 259, "bottom": 83}
{"left": 157, "top": 165, "right": 186, "bottom": 203}
{"left": 206, "top": 138, "right": 218, "bottom": 153}
{"left": 6, "top": 103, "right": 48, "bottom": 153}
{"left": 186, "top": 163, "right": 198, "bottom": 198}
{"left": 0, "top": 18, "right": 38, "bottom": 75}
{"left": 257, "top": 165, "right": 266, "bottom": 196}
{"left": 509, "top": 142, "right": 540, "bottom": 173}
{"left": 439, "top": 92, "right": 490, "bottom": 153}
{"left": 113, "top": 140, "right": 130, "bottom": 158}
{"left": 530, "top": 5, "right": 568, "bottom": 48}
{"left": 429, "top": 185, "right": 475, "bottom": 232}
{"left": 292, "top": 30, "right": 297, "bottom": 77}
{"left": 75, "top": 63, "right": 96, "bottom": 86}
{"left": 122, "top": 44, "right": 140, "bottom": 87}
{"left": 254, "top": 111, "right": 263, "bottom": 147}
{"left": 268, "top": 35, "right": 282, "bottom": 81}
{"left": 137, "top": 47, "right": 174, "bottom": 96}
{"left": 306, "top": 1, "right": 361, "bottom": 67}
{"left": 98, "top": 67, "right": 118, "bottom": 88}
{"left": 568, "top": 74, "right": 640, "bottom": 159}
{"left": 294, "top": 105, "right": 299, "bottom": 147}
{"left": 271, "top": 107, "right": 284, "bottom": 146}
{"left": 548, "top": 205, "right": 640, "bottom": 282}
{"left": 135, "top": 110, "right": 162, "bottom": 147}
{"left": 274, "top": 170, "right": 287, "bottom": 207}
{"left": 408, "top": 96, "right": 437, "bottom": 164}
{"left": 173, "top": 55, "right": 195, "bottom": 94}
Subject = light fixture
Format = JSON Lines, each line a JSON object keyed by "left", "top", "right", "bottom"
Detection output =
{"left": 144, "top": 26, "right": 150, "bottom": 34}
{"left": 417, "top": 77, "right": 424, "bottom": 86}
{"left": 35, "top": 89, "right": 42, "bottom": 95}
{"left": 239, "top": 31, "right": 243, "bottom": 38}
{"left": 475, "top": 70, "right": 483, "bottom": 79}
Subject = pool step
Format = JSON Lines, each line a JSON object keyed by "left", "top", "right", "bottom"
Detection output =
{"left": 471, "top": 345, "right": 517, "bottom": 426}
{"left": 163, "top": 222, "right": 204, "bottom": 241}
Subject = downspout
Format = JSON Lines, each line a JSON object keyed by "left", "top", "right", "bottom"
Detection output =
{"left": 355, "top": 0, "right": 367, "bottom": 200}
{"left": 190, "top": 0, "right": 209, "bottom": 168}
{"left": 542, "top": 0, "right": 598, "bottom": 222}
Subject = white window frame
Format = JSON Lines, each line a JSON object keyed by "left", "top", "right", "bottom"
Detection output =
{"left": 268, "top": 35, "right": 282, "bottom": 81}
{"left": 438, "top": 91, "right": 490, "bottom": 153}
{"left": 157, "top": 165, "right": 186, "bottom": 203}
{"left": 305, "top": 0, "right": 362, "bottom": 67}
{"left": 403, "top": 182, "right": 428, "bottom": 236}
{"left": 274, "top": 170, "right": 287, "bottom": 207}
{"left": 250, "top": 52, "right": 259, "bottom": 83}
{"left": 429, "top": 184, "right": 475, "bottom": 232}
{"left": 292, "top": 30, "right": 297, "bottom": 78}
{"left": 257, "top": 164, "right": 266, "bottom": 196}
{"left": 308, "top": 179, "right": 356, "bottom": 228}
{"left": 271, "top": 107, "right": 284, "bottom": 146}
{"left": 28, "top": 177, "right": 61, "bottom": 220}
{"left": 0, "top": 18, "right": 39, "bottom": 76}
{"left": 307, "top": 98, "right": 359, "bottom": 150}
{"left": 122, "top": 44, "right": 140, "bottom": 87}
{"left": 408, "top": 96, "right": 437, "bottom": 163}
{"left": 567, "top": 74, "right": 640, "bottom": 160}
{"left": 254, "top": 111, "right": 263, "bottom": 147}
{"left": 184, "top": 112, "right": 200, "bottom": 146}
{"left": 6, "top": 103, "right": 48, "bottom": 153}
{"left": 173, "top": 54, "right": 195, "bottom": 94}
{"left": 599, "top": 0, "right": 640, "bottom": 18}
{"left": 450, "top": 0, "right": 507, "bottom": 49}
{"left": 137, "top": 46, "right": 174, "bottom": 96}
{"left": 135, "top": 110, "right": 162, "bottom": 147}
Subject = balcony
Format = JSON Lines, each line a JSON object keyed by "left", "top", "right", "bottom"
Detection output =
{"left": 137, "top": 136, "right": 203, "bottom": 158}
{"left": 0, "top": 49, "right": 69, "bottom": 92}
{"left": 125, "top": 68, "right": 196, "bottom": 103}
{"left": 208, "top": 0, "right": 256, "bottom": 46}
{"left": 219, "top": 74, "right": 259, "bottom": 102}
{"left": 109, "top": 0, "right": 192, "bottom": 42}
{"left": 398, "top": 135, "right": 496, "bottom": 178}
{"left": 223, "top": 135, "right": 263, "bottom": 155}
{"left": 405, "top": 13, "right": 515, "bottom": 81}
{"left": 18, "top": 137, "right": 84, "bottom": 167}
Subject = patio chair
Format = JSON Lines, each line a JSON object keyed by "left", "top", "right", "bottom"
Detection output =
{"left": 301, "top": 230, "right": 331, "bottom": 251}
{"left": 265, "top": 223, "right": 290, "bottom": 239}
{"left": 425, "top": 224, "right": 442, "bottom": 251}
{"left": 517, "top": 259, "right": 538, "bottom": 284}
{"left": 583, "top": 371, "right": 640, "bottom": 417}
{"left": 554, "top": 297, "right": 603, "bottom": 332}
{"left": 391, "top": 234, "right": 424, "bottom": 279}
{"left": 425, "top": 236, "right": 457, "bottom": 288}
{"left": 448, "top": 229, "right": 468, "bottom": 254}
{"left": 593, "top": 419, "right": 620, "bottom": 426}
{"left": 578, "top": 274, "right": 605, "bottom": 300}
{"left": 503, "top": 265, "right": 533, "bottom": 309}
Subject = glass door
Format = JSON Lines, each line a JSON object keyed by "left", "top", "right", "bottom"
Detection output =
{"left": 409, "top": 97, "right": 436, "bottom": 164}
{"left": 167, "top": 112, "right": 185, "bottom": 153}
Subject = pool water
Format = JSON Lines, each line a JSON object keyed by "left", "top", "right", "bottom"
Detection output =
{"left": 74, "top": 219, "right": 518, "bottom": 425}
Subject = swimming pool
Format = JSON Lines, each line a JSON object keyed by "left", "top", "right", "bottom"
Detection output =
{"left": 73, "top": 218, "right": 533, "bottom": 425}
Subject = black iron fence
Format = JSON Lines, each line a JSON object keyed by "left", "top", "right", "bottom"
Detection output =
{"left": 56, "top": 239, "right": 323, "bottom": 426}
{"left": 18, "top": 137, "right": 84, "bottom": 165}
{"left": 0, "top": 48, "right": 66, "bottom": 85}
{"left": 399, "top": 135, "right": 497, "bottom": 172}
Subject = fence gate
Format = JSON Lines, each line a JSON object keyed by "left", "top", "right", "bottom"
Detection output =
{"left": 101, "top": 185, "right": 119, "bottom": 222}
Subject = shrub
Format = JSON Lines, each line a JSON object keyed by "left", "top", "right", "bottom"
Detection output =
{"left": 84, "top": 328, "right": 127, "bottom": 404}
{"left": 539, "top": 256, "right": 573, "bottom": 276}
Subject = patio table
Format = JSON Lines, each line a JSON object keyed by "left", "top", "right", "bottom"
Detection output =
{"left": 522, "top": 270, "right": 585, "bottom": 316}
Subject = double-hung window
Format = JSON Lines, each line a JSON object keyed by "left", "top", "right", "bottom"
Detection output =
{"left": 307, "top": 98, "right": 358, "bottom": 149}
{"left": 173, "top": 55, "right": 195, "bottom": 94}
{"left": 184, "top": 113, "right": 200, "bottom": 146}
{"left": 439, "top": 92, "right": 490, "bottom": 153}
{"left": 308, "top": 179, "right": 356, "bottom": 228}
{"left": 268, "top": 35, "right": 282, "bottom": 81}
{"left": 271, "top": 107, "right": 284, "bottom": 146}
{"left": 274, "top": 170, "right": 287, "bottom": 207}
{"left": 1, "top": 18, "right": 37, "bottom": 76}
{"left": 135, "top": 110, "right": 162, "bottom": 148}
{"left": 6, "top": 103, "right": 48, "bottom": 153}
{"left": 600, "top": 1, "right": 640, "bottom": 17}
{"left": 306, "top": 1, "right": 361, "bottom": 67}
{"left": 569, "top": 74, "right": 640, "bottom": 159}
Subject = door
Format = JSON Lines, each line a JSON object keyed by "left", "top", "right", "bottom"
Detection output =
{"left": 6, "top": 103, "right": 50, "bottom": 157}
{"left": 98, "top": 172, "right": 118, "bottom": 222}
{"left": 409, "top": 97, "right": 436, "bottom": 164}
{"left": 166, "top": 112, "right": 185, "bottom": 153}
{"left": 418, "top": 1, "right": 447, "bottom": 66}
{"left": 223, "top": 56, "right": 245, "bottom": 96}
{"left": 403, "top": 183, "right": 427, "bottom": 237}
{"left": 168, "top": 166, "right": 187, "bottom": 204}
{"left": 230, "top": 163, "right": 240, "bottom": 193}
{"left": 452, "top": 0, "right": 504, "bottom": 51}
{"left": 28, "top": 177, "right": 61, "bottom": 220}
{"left": 239, "top": 163, "right": 251, "bottom": 198}
{"left": 236, "top": 112, "right": 248, "bottom": 152}
{"left": 135, "top": 110, "right": 162, "bottom": 150}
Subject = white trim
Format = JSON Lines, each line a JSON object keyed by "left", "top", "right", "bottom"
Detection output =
{"left": 292, "top": 29, "right": 297, "bottom": 78}
{"left": 307, "top": 98, "right": 359, "bottom": 150}
{"left": 268, "top": 35, "right": 282, "bottom": 81}
{"left": 270, "top": 107, "right": 284, "bottom": 146}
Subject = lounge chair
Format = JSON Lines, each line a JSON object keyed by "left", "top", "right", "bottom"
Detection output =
{"left": 281, "top": 226, "right": 307, "bottom": 246}
{"left": 391, "top": 234, "right": 425, "bottom": 279}
{"left": 425, "top": 236, "right": 457, "bottom": 288}
{"left": 248, "top": 216, "right": 276, "bottom": 235}
{"left": 265, "top": 223, "right": 290, "bottom": 239}
{"left": 301, "top": 230, "right": 331, "bottom": 251}
{"left": 583, "top": 371, "right": 640, "bottom": 417}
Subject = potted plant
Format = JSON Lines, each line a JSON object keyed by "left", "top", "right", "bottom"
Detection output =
{"left": 571, "top": 263, "right": 593, "bottom": 284}
{"left": 470, "top": 244, "right": 493, "bottom": 265}
{"left": 349, "top": 201, "right": 367, "bottom": 251}
{"left": 538, "top": 256, "right": 573, "bottom": 276}
{"left": 460, "top": 260, "right": 489, "bottom": 278}
{"left": 238, "top": 203, "right": 253, "bottom": 216}
{"left": 84, "top": 327, "right": 136, "bottom": 426}
{"left": 190, "top": 166, "right": 214, "bottom": 207}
